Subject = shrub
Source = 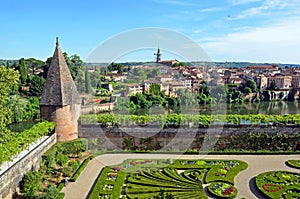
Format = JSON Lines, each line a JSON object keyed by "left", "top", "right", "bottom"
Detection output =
{"left": 21, "top": 171, "right": 43, "bottom": 199}
{"left": 70, "top": 156, "right": 92, "bottom": 182}
{"left": 62, "top": 166, "right": 73, "bottom": 177}
{"left": 55, "top": 153, "right": 69, "bottom": 167}
{"left": 42, "top": 183, "right": 60, "bottom": 199}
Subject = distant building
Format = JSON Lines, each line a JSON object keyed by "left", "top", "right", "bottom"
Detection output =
{"left": 155, "top": 48, "right": 179, "bottom": 67}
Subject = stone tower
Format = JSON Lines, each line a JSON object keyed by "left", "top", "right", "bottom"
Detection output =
{"left": 40, "top": 37, "right": 81, "bottom": 141}
{"left": 155, "top": 47, "right": 161, "bottom": 63}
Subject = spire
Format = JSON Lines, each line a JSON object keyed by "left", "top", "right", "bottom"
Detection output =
{"left": 156, "top": 47, "right": 161, "bottom": 63}
{"left": 40, "top": 38, "right": 81, "bottom": 106}
{"left": 56, "top": 37, "right": 59, "bottom": 46}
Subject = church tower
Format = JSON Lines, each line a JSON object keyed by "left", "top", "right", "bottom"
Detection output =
{"left": 40, "top": 37, "right": 81, "bottom": 141}
{"left": 155, "top": 47, "right": 161, "bottom": 63}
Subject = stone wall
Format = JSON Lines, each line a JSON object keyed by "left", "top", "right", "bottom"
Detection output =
{"left": 0, "top": 133, "right": 56, "bottom": 199}
{"left": 78, "top": 124, "right": 300, "bottom": 150}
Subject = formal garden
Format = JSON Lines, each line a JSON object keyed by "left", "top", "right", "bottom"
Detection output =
{"left": 18, "top": 138, "right": 92, "bottom": 199}
{"left": 255, "top": 160, "right": 300, "bottom": 199}
{"left": 89, "top": 159, "right": 248, "bottom": 199}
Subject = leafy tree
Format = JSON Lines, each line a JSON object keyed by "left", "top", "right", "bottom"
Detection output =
{"left": 246, "top": 79, "right": 257, "bottom": 92}
{"left": 85, "top": 67, "right": 93, "bottom": 93}
{"left": 149, "top": 84, "right": 161, "bottom": 95}
{"left": 0, "top": 66, "right": 20, "bottom": 129}
{"left": 17, "top": 58, "right": 28, "bottom": 86}
{"left": 27, "top": 75, "right": 46, "bottom": 97}
{"left": 21, "top": 171, "right": 42, "bottom": 199}
{"left": 178, "top": 62, "right": 187, "bottom": 67}
{"left": 243, "top": 87, "right": 252, "bottom": 94}
{"left": 108, "top": 62, "right": 124, "bottom": 74}
{"left": 41, "top": 57, "right": 52, "bottom": 79}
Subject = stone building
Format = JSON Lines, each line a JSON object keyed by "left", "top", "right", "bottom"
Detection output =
{"left": 40, "top": 38, "right": 81, "bottom": 141}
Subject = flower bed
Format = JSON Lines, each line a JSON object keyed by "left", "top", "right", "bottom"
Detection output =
{"left": 89, "top": 159, "right": 247, "bottom": 199}
{"left": 208, "top": 182, "right": 238, "bottom": 198}
{"left": 256, "top": 171, "right": 300, "bottom": 198}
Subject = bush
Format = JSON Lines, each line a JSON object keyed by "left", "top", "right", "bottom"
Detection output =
{"left": 70, "top": 156, "right": 93, "bottom": 182}
{"left": 21, "top": 171, "right": 43, "bottom": 199}
{"left": 42, "top": 183, "right": 60, "bottom": 199}
{"left": 62, "top": 166, "right": 73, "bottom": 177}
{"left": 55, "top": 153, "right": 69, "bottom": 167}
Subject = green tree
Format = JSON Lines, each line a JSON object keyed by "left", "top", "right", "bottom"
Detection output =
{"left": 17, "top": 58, "right": 28, "bottom": 86}
{"left": 149, "top": 84, "right": 161, "bottom": 95}
{"left": 0, "top": 66, "right": 20, "bottom": 129}
{"left": 85, "top": 67, "right": 92, "bottom": 93}
{"left": 27, "top": 75, "right": 46, "bottom": 97}
{"left": 246, "top": 79, "right": 257, "bottom": 92}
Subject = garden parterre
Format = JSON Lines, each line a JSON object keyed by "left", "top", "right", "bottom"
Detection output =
{"left": 89, "top": 159, "right": 247, "bottom": 199}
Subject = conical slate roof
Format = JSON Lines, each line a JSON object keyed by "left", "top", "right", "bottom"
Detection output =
{"left": 40, "top": 38, "right": 81, "bottom": 106}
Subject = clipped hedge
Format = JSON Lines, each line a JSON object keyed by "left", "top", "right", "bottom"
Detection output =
{"left": 70, "top": 155, "right": 94, "bottom": 182}
{"left": 256, "top": 170, "right": 300, "bottom": 199}
{"left": 286, "top": 160, "right": 300, "bottom": 169}
{"left": 80, "top": 113, "right": 300, "bottom": 127}
{"left": 89, "top": 159, "right": 247, "bottom": 198}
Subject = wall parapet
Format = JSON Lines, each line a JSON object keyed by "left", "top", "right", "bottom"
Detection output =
{"left": 0, "top": 133, "right": 56, "bottom": 199}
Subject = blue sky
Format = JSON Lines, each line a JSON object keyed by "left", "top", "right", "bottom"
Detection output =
{"left": 1, "top": 0, "right": 300, "bottom": 63}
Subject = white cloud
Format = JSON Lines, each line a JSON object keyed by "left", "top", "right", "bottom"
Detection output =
{"left": 200, "top": 7, "right": 224, "bottom": 12}
{"left": 152, "top": 0, "right": 198, "bottom": 6}
{"left": 229, "top": 0, "right": 262, "bottom": 5}
{"left": 201, "top": 17, "right": 300, "bottom": 63}
{"left": 233, "top": 0, "right": 300, "bottom": 19}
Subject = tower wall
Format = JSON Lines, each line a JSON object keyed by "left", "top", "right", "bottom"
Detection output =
{"left": 41, "top": 104, "right": 80, "bottom": 141}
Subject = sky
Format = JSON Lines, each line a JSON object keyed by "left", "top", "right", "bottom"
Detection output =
{"left": 1, "top": 0, "right": 300, "bottom": 63}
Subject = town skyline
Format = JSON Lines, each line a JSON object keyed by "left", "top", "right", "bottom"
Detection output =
{"left": 1, "top": 0, "right": 300, "bottom": 64}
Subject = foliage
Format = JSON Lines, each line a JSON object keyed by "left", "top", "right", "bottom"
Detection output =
{"left": 0, "top": 66, "right": 20, "bottom": 128}
{"left": 27, "top": 75, "right": 46, "bottom": 97}
{"left": 42, "top": 183, "right": 61, "bottom": 199}
{"left": 256, "top": 171, "right": 300, "bottom": 198}
{"left": 90, "top": 159, "right": 247, "bottom": 199}
{"left": 207, "top": 182, "right": 237, "bottom": 198}
{"left": 0, "top": 121, "right": 55, "bottom": 165}
{"left": 55, "top": 153, "right": 69, "bottom": 167}
{"left": 16, "top": 58, "right": 28, "bottom": 86}
{"left": 6, "top": 96, "right": 40, "bottom": 123}
{"left": 70, "top": 156, "right": 93, "bottom": 182}
{"left": 286, "top": 160, "right": 300, "bottom": 169}
{"left": 108, "top": 62, "right": 124, "bottom": 74}
{"left": 81, "top": 113, "right": 300, "bottom": 127}
{"left": 21, "top": 171, "right": 42, "bottom": 199}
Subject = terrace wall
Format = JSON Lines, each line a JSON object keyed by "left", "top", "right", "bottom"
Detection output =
{"left": 0, "top": 133, "right": 56, "bottom": 199}
{"left": 78, "top": 124, "right": 299, "bottom": 150}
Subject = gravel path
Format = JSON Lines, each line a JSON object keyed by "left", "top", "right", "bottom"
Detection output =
{"left": 62, "top": 154, "right": 300, "bottom": 199}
